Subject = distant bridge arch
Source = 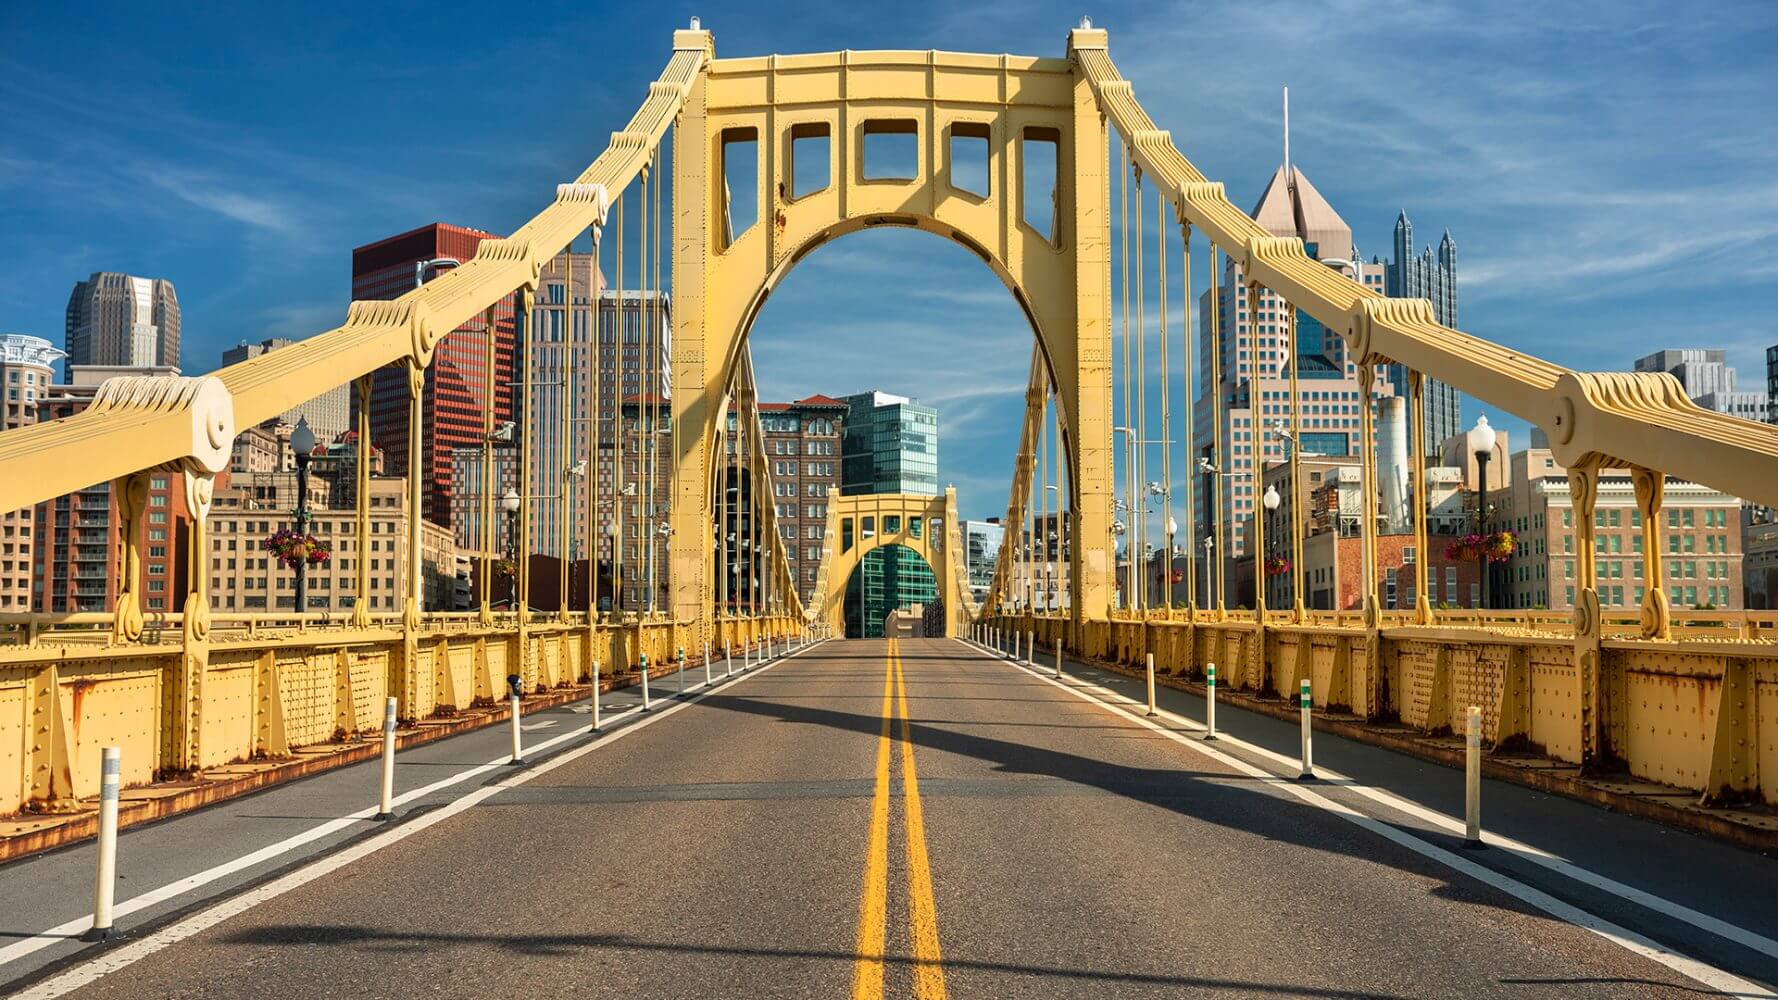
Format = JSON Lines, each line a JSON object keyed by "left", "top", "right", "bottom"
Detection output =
{"left": 806, "top": 489, "right": 973, "bottom": 639}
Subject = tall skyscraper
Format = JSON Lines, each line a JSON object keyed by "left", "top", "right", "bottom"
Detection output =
{"left": 838, "top": 390, "right": 940, "bottom": 634}
{"left": 1632, "top": 349, "right": 1768, "bottom": 424}
{"left": 351, "top": 223, "right": 516, "bottom": 529}
{"left": 1384, "top": 212, "right": 1462, "bottom": 454}
{"left": 1193, "top": 162, "right": 1395, "bottom": 564}
{"left": 0, "top": 335, "right": 64, "bottom": 610}
{"left": 65, "top": 272, "right": 180, "bottom": 368}
{"left": 840, "top": 391, "right": 939, "bottom": 496}
{"left": 221, "top": 338, "right": 352, "bottom": 441}
{"left": 1767, "top": 344, "right": 1778, "bottom": 426}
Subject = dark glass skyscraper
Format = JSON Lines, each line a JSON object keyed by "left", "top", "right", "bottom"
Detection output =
{"left": 1383, "top": 212, "right": 1462, "bottom": 455}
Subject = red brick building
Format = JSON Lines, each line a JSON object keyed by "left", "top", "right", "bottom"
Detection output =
{"left": 351, "top": 223, "right": 515, "bottom": 529}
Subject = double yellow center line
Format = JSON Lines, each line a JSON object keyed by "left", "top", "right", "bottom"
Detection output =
{"left": 851, "top": 637, "right": 947, "bottom": 1000}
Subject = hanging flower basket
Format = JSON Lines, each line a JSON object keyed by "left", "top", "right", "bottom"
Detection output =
{"left": 1445, "top": 531, "right": 1516, "bottom": 564}
{"left": 1169, "top": 569, "right": 1185, "bottom": 584}
{"left": 263, "top": 529, "right": 329, "bottom": 571}
{"left": 493, "top": 557, "right": 518, "bottom": 579}
{"left": 1264, "top": 554, "right": 1291, "bottom": 577}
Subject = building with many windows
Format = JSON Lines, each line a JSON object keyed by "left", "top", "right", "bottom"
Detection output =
{"left": 65, "top": 272, "right": 180, "bottom": 368}
{"left": 352, "top": 222, "right": 515, "bottom": 529}
{"left": 962, "top": 519, "right": 1005, "bottom": 604}
{"left": 33, "top": 365, "right": 190, "bottom": 614}
{"left": 1194, "top": 162, "right": 1394, "bottom": 571}
{"left": 1633, "top": 348, "right": 1768, "bottom": 424}
{"left": 1490, "top": 445, "right": 1743, "bottom": 612}
{"left": 207, "top": 471, "right": 456, "bottom": 613}
{"left": 0, "top": 334, "right": 63, "bottom": 610}
{"left": 1383, "top": 211, "right": 1462, "bottom": 456}
{"left": 840, "top": 391, "right": 938, "bottom": 496}
{"left": 725, "top": 395, "right": 846, "bottom": 607}
{"left": 1766, "top": 343, "right": 1777, "bottom": 425}
{"left": 837, "top": 390, "right": 940, "bottom": 634}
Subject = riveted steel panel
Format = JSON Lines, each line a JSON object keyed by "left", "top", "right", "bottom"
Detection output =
{"left": 278, "top": 651, "right": 334, "bottom": 748}
{"left": 198, "top": 658, "right": 255, "bottom": 767}
{"left": 1530, "top": 644, "right": 1581, "bottom": 762}
{"left": 0, "top": 683, "right": 23, "bottom": 811}
{"left": 61, "top": 660, "right": 163, "bottom": 794}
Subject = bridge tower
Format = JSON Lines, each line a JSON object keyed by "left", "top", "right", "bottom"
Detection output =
{"left": 667, "top": 27, "right": 1118, "bottom": 638}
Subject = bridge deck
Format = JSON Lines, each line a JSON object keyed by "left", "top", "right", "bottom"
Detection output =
{"left": 3, "top": 639, "right": 1775, "bottom": 997}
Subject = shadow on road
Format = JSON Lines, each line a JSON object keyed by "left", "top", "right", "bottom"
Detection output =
{"left": 219, "top": 924, "right": 1425, "bottom": 998}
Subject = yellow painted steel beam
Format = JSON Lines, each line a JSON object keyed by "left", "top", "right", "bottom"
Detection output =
{"left": 1069, "top": 31, "right": 1778, "bottom": 507}
{"left": 0, "top": 42, "right": 707, "bottom": 514}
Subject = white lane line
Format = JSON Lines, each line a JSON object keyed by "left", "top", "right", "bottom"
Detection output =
{"left": 11, "top": 640, "right": 827, "bottom": 999}
{"left": 0, "top": 642, "right": 821, "bottom": 977}
{"left": 520, "top": 720, "right": 560, "bottom": 731}
{"left": 975, "top": 641, "right": 1778, "bottom": 966}
{"left": 962, "top": 640, "right": 1776, "bottom": 1000}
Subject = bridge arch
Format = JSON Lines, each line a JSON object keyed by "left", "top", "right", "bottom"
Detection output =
{"left": 670, "top": 44, "right": 1115, "bottom": 631}
{"left": 808, "top": 490, "right": 967, "bottom": 638}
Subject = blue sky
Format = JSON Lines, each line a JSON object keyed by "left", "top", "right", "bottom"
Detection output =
{"left": 2, "top": 1, "right": 1774, "bottom": 523}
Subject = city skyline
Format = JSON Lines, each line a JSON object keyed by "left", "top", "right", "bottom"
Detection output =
{"left": 3, "top": 2, "right": 1775, "bottom": 526}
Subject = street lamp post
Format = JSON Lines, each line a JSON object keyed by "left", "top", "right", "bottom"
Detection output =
{"left": 1469, "top": 415, "right": 1497, "bottom": 610}
{"left": 501, "top": 488, "right": 521, "bottom": 609}
{"left": 1202, "top": 534, "right": 1215, "bottom": 610}
{"left": 1263, "top": 482, "right": 1281, "bottom": 610}
{"left": 289, "top": 417, "right": 317, "bottom": 617}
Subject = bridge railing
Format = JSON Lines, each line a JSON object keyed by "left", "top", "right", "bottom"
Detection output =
{"left": 998, "top": 608, "right": 1778, "bottom": 809}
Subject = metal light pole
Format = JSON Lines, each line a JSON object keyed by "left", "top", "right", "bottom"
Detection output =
{"left": 1202, "top": 534, "right": 1215, "bottom": 611}
{"left": 289, "top": 417, "right": 317, "bottom": 616}
{"left": 502, "top": 488, "right": 521, "bottom": 609}
{"left": 1469, "top": 415, "right": 1497, "bottom": 610}
{"left": 1263, "top": 483, "right": 1281, "bottom": 610}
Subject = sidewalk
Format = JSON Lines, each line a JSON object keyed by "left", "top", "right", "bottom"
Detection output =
{"left": 0, "top": 643, "right": 798, "bottom": 993}
{"left": 973, "top": 639, "right": 1778, "bottom": 984}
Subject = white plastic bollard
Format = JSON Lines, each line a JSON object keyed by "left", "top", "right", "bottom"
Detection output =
{"left": 677, "top": 647, "right": 685, "bottom": 695}
{"left": 1204, "top": 663, "right": 1218, "bottom": 740}
{"left": 1026, "top": 631, "right": 1034, "bottom": 667}
{"left": 704, "top": 641, "right": 712, "bottom": 687}
{"left": 1465, "top": 705, "right": 1485, "bottom": 848}
{"left": 640, "top": 654, "right": 652, "bottom": 711}
{"left": 591, "top": 660, "right": 602, "bottom": 731}
{"left": 1297, "top": 678, "right": 1314, "bottom": 780}
{"left": 1054, "top": 642, "right": 1063, "bottom": 679}
{"left": 1145, "top": 652, "right": 1157, "bottom": 717}
{"left": 743, "top": 640, "right": 751, "bottom": 671}
{"left": 83, "top": 746, "right": 122, "bottom": 942}
{"left": 726, "top": 644, "right": 734, "bottom": 677}
{"left": 374, "top": 696, "right": 397, "bottom": 820}
{"left": 509, "top": 690, "right": 525, "bottom": 766}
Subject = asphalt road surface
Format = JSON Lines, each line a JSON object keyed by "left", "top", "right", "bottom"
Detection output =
{"left": 5, "top": 637, "right": 1776, "bottom": 999}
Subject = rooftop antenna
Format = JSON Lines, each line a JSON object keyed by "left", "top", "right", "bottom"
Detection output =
{"left": 1282, "top": 85, "right": 1291, "bottom": 181}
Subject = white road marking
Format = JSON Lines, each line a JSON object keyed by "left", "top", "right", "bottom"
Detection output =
{"left": 1001, "top": 644, "right": 1778, "bottom": 965}
{"left": 971, "top": 640, "right": 1776, "bottom": 999}
{"left": 520, "top": 720, "right": 560, "bottom": 731}
{"left": 0, "top": 642, "right": 821, "bottom": 986}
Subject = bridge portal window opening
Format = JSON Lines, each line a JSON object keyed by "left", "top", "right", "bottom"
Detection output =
{"left": 841, "top": 518, "right": 854, "bottom": 553}
{"left": 721, "top": 126, "right": 761, "bottom": 248}
{"left": 789, "top": 122, "right": 831, "bottom": 199}
{"left": 861, "top": 119, "right": 919, "bottom": 182}
{"left": 910, "top": 517, "right": 922, "bottom": 539}
{"left": 884, "top": 515, "right": 902, "bottom": 535}
{"left": 948, "top": 121, "right": 991, "bottom": 198}
{"left": 861, "top": 516, "right": 876, "bottom": 538}
{"left": 1021, "top": 126, "right": 1060, "bottom": 245}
